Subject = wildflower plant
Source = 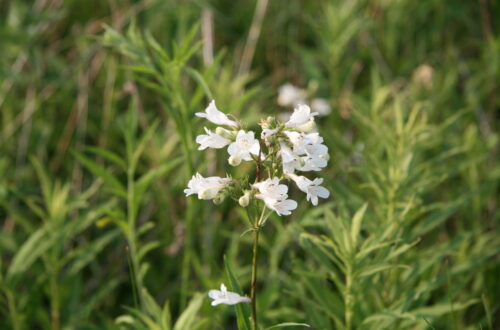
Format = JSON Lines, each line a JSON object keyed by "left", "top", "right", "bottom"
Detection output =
{"left": 185, "top": 100, "right": 329, "bottom": 329}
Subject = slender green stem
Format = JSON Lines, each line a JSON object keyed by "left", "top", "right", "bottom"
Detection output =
{"left": 250, "top": 227, "right": 260, "bottom": 330}
{"left": 127, "top": 168, "right": 143, "bottom": 308}
{"left": 50, "top": 269, "right": 60, "bottom": 330}
{"left": 6, "top": 290, "right": 21, "bottom": 330}
{"left": 250, "top": 207, "right": 266, "bottom": 330}
{"left": 344, "top": 265, "right": 353, "bottom": 330}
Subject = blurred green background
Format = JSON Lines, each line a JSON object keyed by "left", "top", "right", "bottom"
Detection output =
{"left": 0, "top": 0, "right": 499, "bottom": 329}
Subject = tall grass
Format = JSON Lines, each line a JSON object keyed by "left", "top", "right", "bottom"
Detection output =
{"left": 0, "top": 0, "right": 498, "bottom": 329}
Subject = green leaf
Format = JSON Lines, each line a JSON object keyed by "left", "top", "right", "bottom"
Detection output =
{"left": 7, "top": 225, "right": 55, "bottom": 279}
{"left": 357, "top": 264, "right": 410, "bottom": 277}
{"left": 409, "top": 299, "right": 479, "bottom": 317}
{"left": 73, "top": 151, "right": 126, "bottom": 198}
{"left": 84, "top": 146, "right": 127, "bottom": 169}
{"left": 173, "top": 293, "right": 203, "bottom": 330}
{"left": 350, "top": 203, "right": 367, "bottom": 249}
{"left": 184, "top": 67, "right": 213, "bottom": 100}
{"left": 265, "top": 322, "right": 311, "bottom": 329}
{"left": 65, "top": 229, "right": 120, "bottom": 275}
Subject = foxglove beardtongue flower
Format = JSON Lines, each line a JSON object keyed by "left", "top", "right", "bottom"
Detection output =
{"left": 187, "top": 97, "right": 330, "bottom": 328}
{"left": 184, "top": 173, "right": 232, "bottom": 200}
{"left": 254, "top": 178, "right": 297, "bottom": 215}
{"left": 277, "top": 83, "right": 306, "bottom": 107}
{"left": 288, "top": 173, "right": 329, "bottom": 206}
{"left": 196, "top": 100, "right": 238, "bottom": 127}
{"left": 281, "top": 131, "right": 328, "bottom": 173}
{"left": 265, "top": 198, "right": 298, "bottom": 216}
{"left": 261, "top": 128, "right": 278, "bottom": 139}
{"left": 208, "top": 283, "right": 251, "bottom": 306}
{"left": 285, "top": 104, "right": 318, "bottom": 127}
{"left": 196, "top": 127, "right": 231, "bottom": 150}
{"left": 279, "top": 142, "right": 298, "bottom": 174}
{"left": 227, "top": 130, "right": 261, "bottom": 165}
{"left": 311, "top": 98, "right": 331, "bottom": 116}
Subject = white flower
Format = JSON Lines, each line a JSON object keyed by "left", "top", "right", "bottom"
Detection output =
{"left": 277, "top": 84, "right": 306, "bottom": 107}
{"left": 296, "top": 155, "right": 328, "bottom": 172}
{"left": 311, "top": 98, "right": 331, "bottom": 116}
{"left": 285, "top": 104, "right": 318, "bottom": 127}
{"left": 254, "top": 177, "right": 288, "bottom": 199}
{"left": 184, "top": 173, "right": 232, "bottom": 200}
{"left": 254, "top": 177, "right": 297, "bottom": 216}
{"left": 196, "top": 127, "right": 231, "bottom": 150}
{"left": 282, "top": 132, "right": 329, "bottom": 173}
{"left": 208, "top": 283, "right": 251, "bottom": 306}
{"left": 288, "top": 174, "right": 329, "bottom": 206}
{"left": 279, "top": 142, "right": 298, "bottom": 174}
{"left": 196, "top": 100, "right": 238, "bottom": 127}
{"left": 266, "top": 199, "right": 297, "bottom": 216}
{"left": 302, "top": 133, "right": 328, "bottom": 157}
{"left": 261, "top": 128, "right": 278, "bottom": 140}
{"left": 227, "top": 130, "right": 260, "bottom": 163}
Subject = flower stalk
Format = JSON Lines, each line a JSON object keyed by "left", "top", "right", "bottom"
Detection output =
{"left": 186, "top": 100, "right": 330, "bottom": 328}
{"left": 250, "top": 226, "right": 260, "bottom": 330}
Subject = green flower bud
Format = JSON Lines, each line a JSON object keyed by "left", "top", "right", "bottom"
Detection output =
{"left": 238, "top": 191, "right": 251, "bottom": 207}
{"left": 228, "top": 155, "right": 242, "bottom": 166}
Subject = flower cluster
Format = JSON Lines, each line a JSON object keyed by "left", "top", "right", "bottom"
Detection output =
{"left": 185, "top": 100, "right": 330, "bottom": 216}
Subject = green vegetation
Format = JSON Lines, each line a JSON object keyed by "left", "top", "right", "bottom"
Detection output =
{"left": 0, "top": 0, "right": 498, "bottom": 329}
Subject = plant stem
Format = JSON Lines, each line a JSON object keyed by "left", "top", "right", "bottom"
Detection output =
{"left": 127, "top": 168, "right": 143, "bottom": 308}
{"left": 344, "top": 265, "right": 353, "bottom": 330}
{"left": 250, "top": 227, "right": 260, "bottom": 330}
{"left": 50, "top": 266, "right": 60, "bottom": 330}
{"left": 250, "top": 207, "right": 266, "bottom": 329}
{"left": 6, "top": 290, "right": 21, "bottom": 330}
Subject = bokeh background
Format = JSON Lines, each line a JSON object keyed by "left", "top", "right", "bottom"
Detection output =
{"left": 1, "top": 0, "right": 499, "bottom": 329}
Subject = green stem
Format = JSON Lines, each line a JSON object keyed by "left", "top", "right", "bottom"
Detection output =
{"left": 6, "top": 290, "right": 21, "bottom": 330}
{"left": 250, "top": 207, "right": 267, "bottom": 330}
{"left": 50, "top": 265, "right": 60, "bottom": 330}
{"left": 345, "top": 265, "right": 353, "bottom": 330}
{"left": 127, "top": 168, "right": 143, "bottom": 308}
{"left": 250, "top": 227, "right": 260, "bottom": 330}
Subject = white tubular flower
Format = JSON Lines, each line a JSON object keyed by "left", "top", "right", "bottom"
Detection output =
{"left": 288, "top": 174, "right": 329, "bottom": 206}
{"left": 261, "top": 128, "right": 278, "bottom": 140}
{"left": 227, "top": 130, "right": 260, "bottom": 163}
{"left": 285, "top": 104, "right": 318, "bottom": 127}
{"left": 279, "top": 142, "right": 299, "bottom": 174}
{"left": 254, "top": 177, "right": 288, "bottom": 199}
{"left": 303, "top": 133, "right": 328, "bottom": 157}
{"left": 196, "top": 100, "right": 238, "bottom": 127}
{"left": 282, "top": 131, "right": 328, "bottom": 173}
{"left": 254, "top": 178, "right": 297, "bottom": 216}
{"left": 297, "top": 155, "right": 328, "bottom": 172}
{"left": 311, "top": 98, "right": 331, "bottom": 116}
{"left": 266, "top": 199, "right": 297, "bottom": 216}
{"left": 184, "top": 173, "right": 232, "bottom": 200}
{"left": 208, "top": 283, "right": 251, "bottom": 306}
{"left": 277, "top": 84, "right": 306, "bottom": 107}
{"left": 196, "top": 127, "right": 231, "bottom": 150}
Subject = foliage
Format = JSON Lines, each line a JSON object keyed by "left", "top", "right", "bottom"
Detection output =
{"left": 0, "top": 0, "right": 498, "bottom": 329}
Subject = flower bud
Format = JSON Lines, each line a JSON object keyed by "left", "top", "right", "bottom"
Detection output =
{"left": 238, "top": 191, "right": 251, "bottom": 207}
{"left": 215, "top": 126, "right": 233, "bottom": 138}
{"left": 296, "top": 120, "right": 316, "bottom": 132}
{"left": 228, "top": 155, "right": 242, "bottom": 166}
